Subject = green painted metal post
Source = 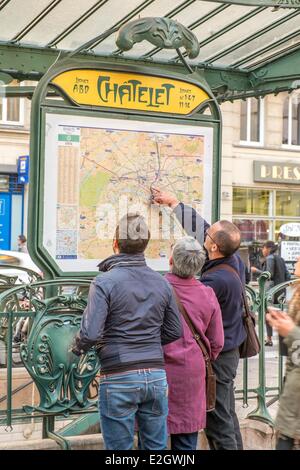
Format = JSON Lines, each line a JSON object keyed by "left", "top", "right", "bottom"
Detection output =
{"left": 6, "top": 313, "right": 13, "bottom": 429}
{"left": 242, "top": 358, "right": 249, "bottom": 407}
{"left": 278, "top": 354, "right": 284, "bottom": 395}
{"left": 43, "top": 415, "right": 71, "bottom": 450}
{"left": 247, "top": 272, "right": 273, "bottom": 425}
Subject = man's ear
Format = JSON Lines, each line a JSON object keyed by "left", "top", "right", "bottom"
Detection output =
{"left": 169, "top": 255, "right": 173, "bottom": 267}
{"left": 211, "top": 243, "right": 218, "bottom": 253}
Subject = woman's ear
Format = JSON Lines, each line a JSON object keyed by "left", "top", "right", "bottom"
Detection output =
{"left": 169, "top": 255, "right": 173, "bottom": 268}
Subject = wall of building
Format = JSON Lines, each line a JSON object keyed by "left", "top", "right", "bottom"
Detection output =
{"left": 220, "top": 92, "right": 300, "bottom": 220}
{"left": 0, "top": 86, "right": 31, "bottom": 248}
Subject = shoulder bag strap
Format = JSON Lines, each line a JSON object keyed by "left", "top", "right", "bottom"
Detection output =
{"left": 172, "top": 288, "right": 213, "bottom": 374}
{"left": 203, "top": 263, "right": 250, "bottom": 318}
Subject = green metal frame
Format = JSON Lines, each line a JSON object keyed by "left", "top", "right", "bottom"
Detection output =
{"left": 27, "top": 57, "right": 222, "bottom": 279}
{"left": 0, "top": 1, "right": 300, "bottom": 99}
{"left": 20, "top": 294, "right": 99, "bottom": 414}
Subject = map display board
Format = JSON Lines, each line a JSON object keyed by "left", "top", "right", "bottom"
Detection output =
{"left": 43, "top": 113, "right": 213, "bottom": 272}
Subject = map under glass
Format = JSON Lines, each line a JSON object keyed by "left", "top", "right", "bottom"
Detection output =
{"left": 44, "top": 115, "right": 213, "bottom": 272}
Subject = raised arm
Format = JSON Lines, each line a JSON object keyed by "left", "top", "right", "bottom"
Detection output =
{"left": 151, "top": 187, "right": 209, "bottom": 245}
{"left": 173, "top": 203, "right": 209, "bottom": 246}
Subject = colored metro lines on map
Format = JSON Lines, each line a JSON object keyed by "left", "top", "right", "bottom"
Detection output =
{"left": 55, "top": 124, "right": 205, "bottom": 262}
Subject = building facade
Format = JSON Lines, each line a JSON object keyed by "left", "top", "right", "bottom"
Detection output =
{"left": 1, "top": 80, "right": 300, "bottom": 256}
{"left": 221, "top": 91, "right": 300, "bottom": 264}
{"left": 0, "top": 82, "right": 30, "bottom": 251}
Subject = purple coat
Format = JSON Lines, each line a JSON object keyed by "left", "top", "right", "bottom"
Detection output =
{"left": 163, "top": 273, "right": 224, "bottom": 434}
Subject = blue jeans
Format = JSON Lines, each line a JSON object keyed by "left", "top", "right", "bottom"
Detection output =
{"left": 99, "top": 369, "right": 168, "bottom": 450}
{"left": 171, "top": 432, "right": 199, "bottom": 451}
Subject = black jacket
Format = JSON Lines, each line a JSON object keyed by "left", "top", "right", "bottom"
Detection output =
{"left": 173, "top": 203, "right": 246, "bottom": 351}
{"left": 257, "top": 253, "right": 290, "bottom": 304}
{"left": 75, "top": 253, "right": 182, "bottom": 373}
{"left": 258, "top": 253, "right": 290, "bottom": 286}
{"left": 201, "top": 256, "right": 247, "bottom": 351}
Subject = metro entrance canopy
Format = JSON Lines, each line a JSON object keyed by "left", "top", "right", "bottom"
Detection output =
{"left": 0, "top": 0, "right": 300, "bottom": 101}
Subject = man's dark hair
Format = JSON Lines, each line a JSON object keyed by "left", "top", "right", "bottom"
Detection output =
{"left": 115, "top": 213, "right": 150, "bottom": 254}
{"left": 263, "top": 240, "right": 277, "bottom": 254}
{"left": 214, "top": 220, "right": 241, "bottom": 257}
{"left": 18, "top": 235, "right": 26, "bottom": 243}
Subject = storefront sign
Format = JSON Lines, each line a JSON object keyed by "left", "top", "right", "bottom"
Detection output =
{"left": 281, "top": 241, "right": 300, "bottom": 262}
{"left": 254, "top": 161, "right": 300, "bottom": 184}
{"left": 17, "top": 155, "right": 29, "bottom": 184}
{"left": 280, "top": 223, "right": 300, "bottom": 237}
{"left": 52, "top": 69, "right": 209, "bottom": 115}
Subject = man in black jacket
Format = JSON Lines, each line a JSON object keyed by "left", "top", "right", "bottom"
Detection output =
{"left": 252, "top": 240, "right": 290, "bottom": 347}
{"left": 152, "top": 188, "right": 246, "bottom": 450}
{"left": 73, "top": 213, "right": 182, "bottom": 450}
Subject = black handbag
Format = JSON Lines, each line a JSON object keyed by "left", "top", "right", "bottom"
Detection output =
{"left": 239, "top": 290, "right": 261, "bottom": 358}
{"left": 172, "top": 289, "right": 216, "bottom": 412}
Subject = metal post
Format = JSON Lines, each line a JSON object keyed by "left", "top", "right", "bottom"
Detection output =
{"left": 43, "top": 414, "right": 71, "bottom": 450}
{"left": 242, "top": 358, "right": 249, "bottom": 407}
{"left": 6, "top": 313, "right": 13, "bottom": 429}
{"left": 247, "top": 272, "right": 273, "bottom": 425}
{"left": 278, "top": 354, "right": 284, "bottom": 395}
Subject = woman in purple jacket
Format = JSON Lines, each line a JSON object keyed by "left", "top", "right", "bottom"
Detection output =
{"left": 164, "top": 237, "right": 224, "bottom": 451}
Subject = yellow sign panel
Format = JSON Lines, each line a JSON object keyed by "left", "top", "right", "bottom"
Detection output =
{"left": 52, "top": 69, "right": 209, "bottom": 115}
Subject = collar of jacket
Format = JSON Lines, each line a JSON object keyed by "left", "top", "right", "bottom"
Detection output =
{"left": 97, "top": 253, "right": 146, "bottom": 272}
{"left": 165, "top": 272, "right": 200, "bottom": 286}
{"left": 201, "top": 254, "right": 236, "bottom": 274}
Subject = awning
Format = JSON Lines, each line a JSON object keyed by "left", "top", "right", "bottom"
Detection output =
{"left": 0, "top": 0, "right": 300, "bottom": 100}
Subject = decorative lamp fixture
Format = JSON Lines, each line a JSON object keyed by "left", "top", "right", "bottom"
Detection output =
{"left": 116, "top": 17, "right": 200, "bottom": 73}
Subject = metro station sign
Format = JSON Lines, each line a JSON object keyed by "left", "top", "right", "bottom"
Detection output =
{"left": 52, "top": 69, "right": 210, "bottom": 116}
{"left": 201, "top": 0, "right": 300, "bottom": 7}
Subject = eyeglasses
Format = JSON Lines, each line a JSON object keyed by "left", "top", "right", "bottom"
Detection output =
{"left": 206, "top": 231, "right": 219, "bottom": 248}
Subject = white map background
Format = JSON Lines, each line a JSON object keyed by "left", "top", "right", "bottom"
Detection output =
{"left": 44, "top": 115, "right": 213, "bottom": 272}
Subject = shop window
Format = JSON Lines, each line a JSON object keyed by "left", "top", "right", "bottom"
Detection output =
{"left": 0, "top": 175, "right": 9, "bottom": 192}
{"left": 233, "top": 219, "right": 270, "bottom": 244}
{"left": 233, "top": 187, "right": 271, "bottom": 216}
{"left": 233, "top": 187, "right": 300, "bottom": 246}
{"left": 240, "top": 98, "right": 264, "bottom": 144}
{"left": 0, "top": 82, "right": 24, "bottom": 125}
{"left": 282, "top": 92, "right": 300, "bottom": 147}
{"left": 276, "top": 191, "right": 300, "bottom": 217}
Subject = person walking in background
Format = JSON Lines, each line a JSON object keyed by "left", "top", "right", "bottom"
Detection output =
{"left": 164, "top": 237, "right": 224, "bottom": 451}
{"left": 17, "top": 234, "right": 28, "bottom": 253}
{"left": 72, "top": 213, "right": 182, "bottom": 450}
{"left": 151, "top": 188, "right": 246, "bottom": 450}
{"left": 266, "top": 256, "right": 300, "bottom": 450}
{"left": 252, "top": 241, "right": 290, "bottom": 346}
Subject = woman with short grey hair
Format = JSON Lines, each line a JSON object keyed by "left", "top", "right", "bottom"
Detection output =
{"left": 164, "top": 236, "right": 224, "bottom": 450}
{"left": 171, "top": 237, "right": 207, "bottom": 279}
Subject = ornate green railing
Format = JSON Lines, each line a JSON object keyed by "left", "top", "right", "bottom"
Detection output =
{"left": 236, "top": 273, "right": 299, "bottom": 426}
{"left": 0, "top": 271, "right": 297, "bottom": 447}
{"left": 0, "top": 278, "right": 100, "bottom": 449}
